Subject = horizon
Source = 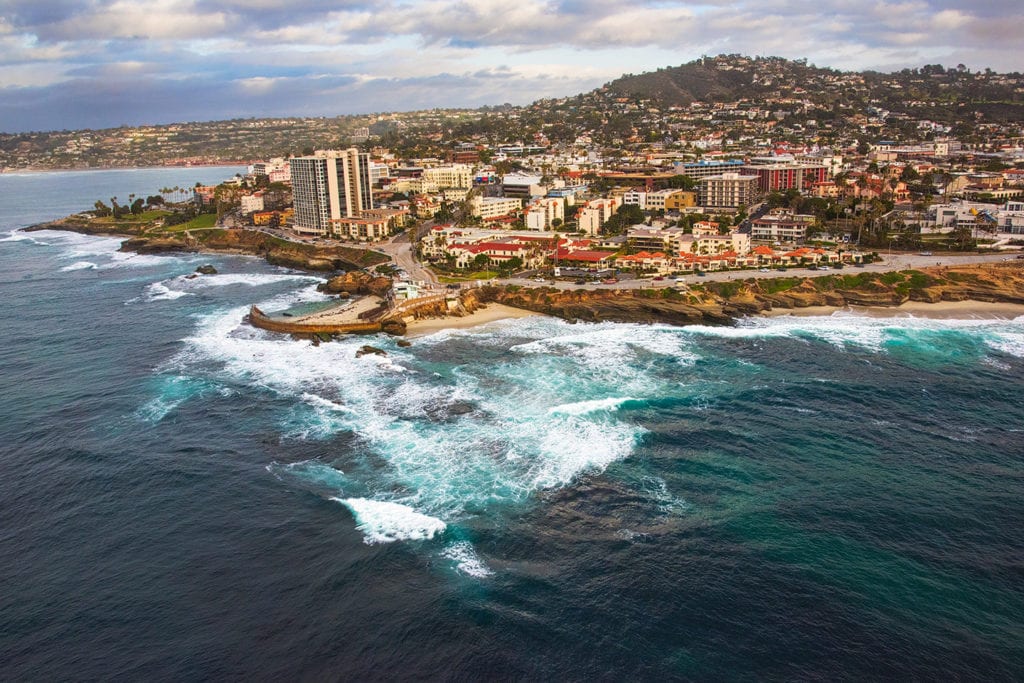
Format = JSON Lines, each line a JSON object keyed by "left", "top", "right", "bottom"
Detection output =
{"left": 2, "top": 1, "right": 1023, "bottom": 134}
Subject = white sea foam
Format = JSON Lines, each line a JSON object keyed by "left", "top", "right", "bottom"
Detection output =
{"left": 548, "top": 397, "right": 638, "bottom": 416}
{"left": 60, "top": 260, "right": 98, "bottom": 271}
{"left": 0, "top": 229, "right": 46, "bottom": 244}
{"left": 335, "top": 498, "right": 448, "bottom": 544}
{"left": 442, "top": 541, "right": 494, "bottom": 578}
{"left": 180, "top": 272, "right": 322, "bottom": 288}
{"left": 684, "top": 312, "right": 1024, "bottom": 355}
{"left": 144, "top": 281, "right": 193, "bottom": 301}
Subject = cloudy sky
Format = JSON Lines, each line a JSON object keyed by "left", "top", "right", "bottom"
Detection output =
{"left": 1, "top": 0, "right": 1022, "bottom": 132}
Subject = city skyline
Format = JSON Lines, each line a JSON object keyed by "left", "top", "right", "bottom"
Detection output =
{"left": 2, "top": 1, "right": 1023, "bottom": 133}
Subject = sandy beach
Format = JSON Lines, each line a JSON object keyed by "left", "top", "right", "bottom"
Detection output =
{"left": 761, "top": 300, "right": 1024, "bottom": 320}
{"left": 406, "top": 303, "right": 538, "bottom": 336}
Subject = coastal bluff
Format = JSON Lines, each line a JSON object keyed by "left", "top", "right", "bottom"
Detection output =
{"left": 119, "top": 230, "right": 388, "bottom": 271}
{"left": 468, "top": 262, "right": 1024, "bottom": 326}
{"left": 27, "top": 217, "right": 388, "bottom": 272}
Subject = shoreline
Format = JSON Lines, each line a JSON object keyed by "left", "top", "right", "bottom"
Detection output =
{"left": 406, "top": 304, "right": 539, "bottom": 337}
{"left": 760, "top": 300, "right": 1024, "bottom": 320}
{"left": 1, "top": 163, "right": 248, "bottom": 176}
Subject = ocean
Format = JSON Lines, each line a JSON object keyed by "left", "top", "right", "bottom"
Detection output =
{"left": 1, "top": 168, "right": 1023, "bottom": 680}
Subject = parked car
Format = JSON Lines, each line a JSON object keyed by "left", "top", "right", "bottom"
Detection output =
{"left": 696, "top": 271, "right": 706, "bottom": 277}
{"left": 575, "top": 278, "right": 587, "bottom": 285}
{"left": 653, "top": 276, "right": 664, "bottom": 281}
{"left": 759, "top": 268, "right": 770, "bottom": 272}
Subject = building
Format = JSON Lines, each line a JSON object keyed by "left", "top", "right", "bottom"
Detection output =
{"left": 750, "top": 211, "right": 815, "bottom": 243}
{"left": 524, "top": 197, "right": 565, "bottom": 231}
{"left": 623, "top": 188, "right": 648, "bottom": 210}
{"left": 470, "top": 196, "right": 522, "bottom": 221}
{"left": 422, "top": 164, "right": 473, "bottom": 189}
{"left": 645, "top": 189, "right": 690, "bottom": 212}
{"left": 240, "top": 192, "right": 265, "bottom": 215}
{"left": 502, "top": 174, "right": 546, "bottom": 199}
{"left": 743, "top": 163, "right": 830, "bottom": 193}
{"left": 673, "top": 159, "right": 746, "bottom": 179}
{"left": 576, "top": 197, "right": 620, "bottom": 236}
{"left": 250, "top": 158, "right": 290, "bottom": 182}
{"left": 664, "top": 191, "right": 698, "bottom": 211}
{"left": 700, "top": 173, "right": 759, "bottom": 210}
{"left": 291, "top": 149, "right": 373, "bottom": 236}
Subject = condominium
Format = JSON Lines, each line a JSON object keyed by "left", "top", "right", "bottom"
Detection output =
{"left": 699, "top": 172, "right": 759, "bottom": 210}
{"left": 576, "top": 197, "right": 620, "bottom": 236}
{"left": 422, "top": 164, "right": 473, "bottom": 189}
{"left": 291, "top": 149, "right": 373, "bottom": 235}
{"left": 524, "top": 197, "right": 565, "bottom": 230}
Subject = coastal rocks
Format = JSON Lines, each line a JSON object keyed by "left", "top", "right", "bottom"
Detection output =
{"left": 120, "top": 236, "right": 196, "bottom": 253}
{"left": 319, "top": 271, "right": 393, "bottom": 297}
{"left": 355, "top": 345, "right": 387, "bottom": 358}
{"left": 380, "top": 317, "right": 407, "bottom": 336}
{"left": 397, "top": 340, "right": 412, "bottom": 348}
{"left": 195, "top": 264, "right": 218, "bottom": 275}
{"left": 265, "top": 251, "right": 335, "bottom": 271}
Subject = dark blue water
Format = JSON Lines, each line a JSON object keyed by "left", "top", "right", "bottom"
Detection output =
{"left": 2, "top": 169, "right": 1023, "bottom": 680}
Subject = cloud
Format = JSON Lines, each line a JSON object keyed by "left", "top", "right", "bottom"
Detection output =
{"left": 0, "top": 0, "right": 1022, "bottom": 131}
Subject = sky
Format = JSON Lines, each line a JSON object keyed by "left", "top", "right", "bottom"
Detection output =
{"left": 1, "top": 0, "right": 1022, "bottom": 133}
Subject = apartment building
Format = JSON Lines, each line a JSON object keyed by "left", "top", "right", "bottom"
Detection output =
{"left": 470, "top": 196, "right": 522, "bottom": 221}
{"left": 291, "top": 148, "right": 373, "bottom": 235}
{"left": 700, "top": 173, "right": 759, "bottom": 210}
{"left": 576, "top": 197, "right": 620, "bottom": 236}
{"left": 524, "top": 197, "right": 565, "bottom": 230}
{"left": 422, "top": 164, "right": 473, "bottom": 189}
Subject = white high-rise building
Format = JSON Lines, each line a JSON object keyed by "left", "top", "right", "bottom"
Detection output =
{"left": 291, "top": 149, "right": 374, "bottom": 235}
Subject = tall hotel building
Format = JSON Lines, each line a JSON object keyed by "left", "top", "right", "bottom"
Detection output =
{"left": 291, "top": 149, "right": 373, "bottom": 235}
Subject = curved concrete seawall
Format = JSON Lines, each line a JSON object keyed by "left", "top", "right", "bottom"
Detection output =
{"left": 246, "top": 306, "right": 386, "bottom": 335}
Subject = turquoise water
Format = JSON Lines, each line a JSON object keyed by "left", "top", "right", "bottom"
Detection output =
{"left": 1, "top": 169, "right": 1023, "bottom": 679}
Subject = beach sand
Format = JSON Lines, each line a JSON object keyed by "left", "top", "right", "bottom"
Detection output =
{"left": 405, "top": 303, "right": 538, "bottom": 337}
{"left": 761, "top": 300, "right": 1024, "bottom": 320}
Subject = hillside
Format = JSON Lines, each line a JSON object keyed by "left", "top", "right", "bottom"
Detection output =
{"left": 602, "top": 56, "right": 836, "bottom": 106}
{"left": 599, "top": 55, "right": 1024, "bottom": 124}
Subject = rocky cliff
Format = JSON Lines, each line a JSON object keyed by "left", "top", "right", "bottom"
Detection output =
{"left": 468, "top": 263, "right": 1024, "bottom": 327}
{"left": 119, "top": 229, "right": 389, "bottom": 271}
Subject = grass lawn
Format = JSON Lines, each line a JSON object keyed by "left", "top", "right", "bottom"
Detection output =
{"left": 436, "top": 270, "right": 499, "bottom": 283}
{"left": 163, "top": 213, "right": 218, "bottom": 232}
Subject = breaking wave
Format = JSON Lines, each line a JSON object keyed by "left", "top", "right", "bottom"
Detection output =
{"left": 335, "top": 498, "right": 448, "bottom": 544}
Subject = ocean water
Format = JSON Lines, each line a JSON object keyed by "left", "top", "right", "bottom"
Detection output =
{"left": 2, "top": 169, "right": 1024, "bottom": 680}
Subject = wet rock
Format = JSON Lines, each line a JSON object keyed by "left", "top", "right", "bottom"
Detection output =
{"left": 380, "top": 318, "right": 407, "bottom": 336}
{"left": 397, "top": 340, "right": 412, "bottom": 347}
{"left": 356, "top": 345, "right": 387, "bottom": 358}
{"left": 195, "top": 264, "right": 218, "bottom": 275}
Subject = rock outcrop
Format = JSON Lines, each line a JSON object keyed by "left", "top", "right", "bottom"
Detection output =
{"left": 469, "top": 262, "right": 1024, "bottom": 328}
{"left": 319, "top": 271, "right": 393, "bottom": 297}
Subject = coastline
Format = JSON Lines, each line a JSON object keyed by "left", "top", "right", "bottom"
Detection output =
{"left": 406, "top": 304, "right": 539, "bottom": 337}
{"left": 761, "top": 300, "right": 1024, "bottom": 320}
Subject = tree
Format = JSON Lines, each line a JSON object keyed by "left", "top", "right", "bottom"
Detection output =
{"left": 551, "top": 217, "right": 563, "bottom": 229}
{"left": 666, "top": 175, "right": 698, "bottom": 190}
{"left": 93, "top": 200, "right": 112, "bottom": 217}
{"left": 471, "top": 253, "right": 491, "bottom": 270}
{"left": 130, "top": 198, "right": 145, "bottom": 215}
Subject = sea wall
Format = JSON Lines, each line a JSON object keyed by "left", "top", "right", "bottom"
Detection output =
{"left": 247, "top": 306, "right": 386, "bottom": 335}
